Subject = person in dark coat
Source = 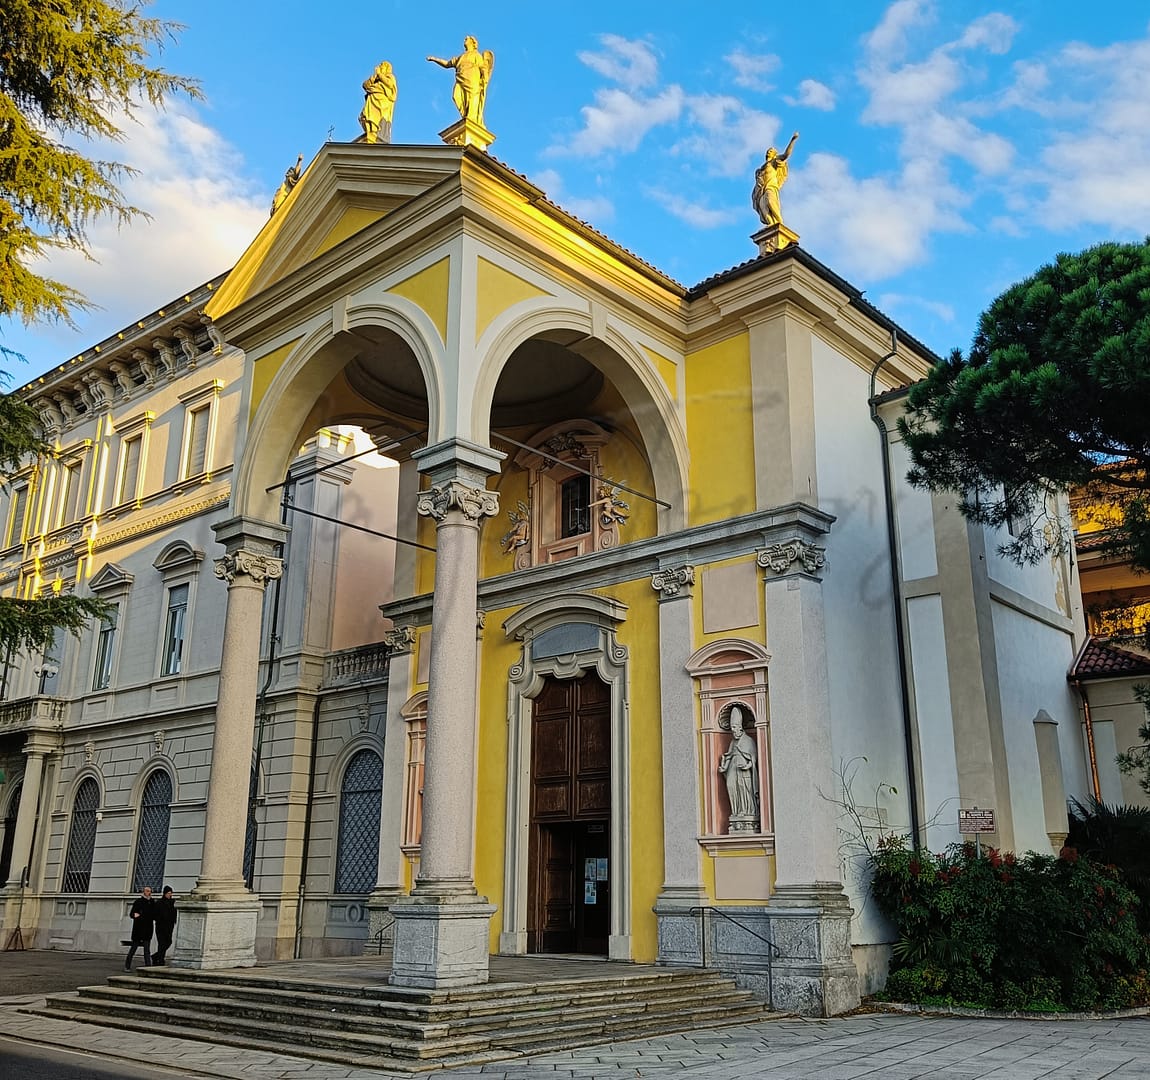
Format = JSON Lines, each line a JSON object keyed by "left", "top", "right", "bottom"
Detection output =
{"left": 152, "top": 885, "right": 177, "bottom": 965}
{"left": 125, "top": 885, "right": 155, "bottom": 970}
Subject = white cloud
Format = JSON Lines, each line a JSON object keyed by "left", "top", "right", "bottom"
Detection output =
{"left": 863, "top": 0, "right": 935, "bottom": 61}
{"left": 676, "top": 95, "right": 779, "bottom": 178}
{"left": 556, "top": 85, "right": 686, "bottom": 157}
{"left": 577, "top": 34, "right": 660, "bottom": 92}
{"left": 877, "top": 292, "right": 956, "bottom": 322}
{"left": 788, "top": 79, "right": 837, "bottom": 111}
{"left": 788, "top": 152, "right": 968, "bottom": 279}
{"left": 531, "top": 169, "right": 614, "bottom": 225}
{"left": 955, "top": 12, "right": 1018, "bottom": 55}
{"left": 724, "top": 48, "right": 780, "bottom": 93}
{"left": 645, "top": 188, "right": 737, "bottom": 229}
{"left": 14, "top": 103, "right": 267, "bottom": 364}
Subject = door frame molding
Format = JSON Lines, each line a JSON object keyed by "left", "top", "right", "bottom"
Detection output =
{"left": 500, "top": 593, "right": 631, "bottom": 959}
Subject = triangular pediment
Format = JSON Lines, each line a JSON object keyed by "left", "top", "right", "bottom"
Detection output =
{"left": 206, "top": 143, "right": 467, "bottom": 321}
{"left": 89, "top": 561, "right": 135, "bottom": 595}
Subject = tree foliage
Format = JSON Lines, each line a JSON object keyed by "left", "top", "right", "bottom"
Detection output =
{"left": 1, "top": 0, "right": 200, "bottom": 328}
{"left": 899, "top": 240, "right": 1150, "bottom": 569}
{"left": 0, "top": 1, "right": 198, "bottom": 659}
{"left": 1115, "top": 685, "right": 1150, "bottom": 801}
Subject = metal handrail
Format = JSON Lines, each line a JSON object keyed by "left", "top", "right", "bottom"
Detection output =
{"left": 688, "top": 905, "right": 782, "bottom": 967}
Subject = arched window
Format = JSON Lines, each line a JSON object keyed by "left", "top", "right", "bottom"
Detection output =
{"left": 62, "top": 778, "right": 100, "bottom": 893}
{"left": 131, "top": 769, "right": 172, "bottom": 892}
{"left": 334, "top": 749, "right": 382, "bottom": 894}
{"left": 0, "top": 782, "right": 22, "bottom": 886}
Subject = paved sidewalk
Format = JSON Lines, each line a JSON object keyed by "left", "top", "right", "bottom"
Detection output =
{"left": 1, "top": 998, "right": 1149, "bottom": 1079}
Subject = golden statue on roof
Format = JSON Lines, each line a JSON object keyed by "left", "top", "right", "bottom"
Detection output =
{"left": 359, "top": 61, "right": 398, "bottom": 144}
{"left": 427, "top": 36, "right": 494, "bottom": 127}
{"left": 752, "top": 131, "right": 799, "bottom": 229}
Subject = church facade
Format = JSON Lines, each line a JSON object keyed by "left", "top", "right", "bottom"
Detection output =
{"left": 0, "top": 139, "right": 1089, "bottom": 1015}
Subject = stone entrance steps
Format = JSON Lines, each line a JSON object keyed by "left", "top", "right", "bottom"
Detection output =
{"left": 30, "top": 966, "right": 780, "bottom": 1071}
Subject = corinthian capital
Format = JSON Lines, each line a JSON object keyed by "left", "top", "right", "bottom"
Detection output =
{"left": 214, "top": 549, "right": 284, "bottom": 586}
{"left": 757, "top": 539, "right": 826, "bottom": 576}
{"left": 416, "top": 481, "right": 500, "bottom": 523}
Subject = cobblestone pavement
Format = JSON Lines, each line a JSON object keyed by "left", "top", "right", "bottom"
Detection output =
{"left": 1, "top": 1000, "right": 1150, "bottom": 1079}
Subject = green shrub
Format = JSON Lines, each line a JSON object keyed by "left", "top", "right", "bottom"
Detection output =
{"left": 871, "top": 835, "right": 1150, "bottom": 1011}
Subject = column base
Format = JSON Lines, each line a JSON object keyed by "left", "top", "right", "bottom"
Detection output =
{"left": 654, "top": 888, "right": 706, "bottom": 966}
{"left": 765, "top": 882, "right": 860, "bottom": 1016}
{"left": 170, "top": 897, "right": 261, "bottom": 970}
{"left": 389, "top": 897, "right": 496, "bottom": 988}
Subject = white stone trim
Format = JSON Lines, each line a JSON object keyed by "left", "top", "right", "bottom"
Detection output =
{"left": 500, "top": 596, "right": 631, "bottom": 959}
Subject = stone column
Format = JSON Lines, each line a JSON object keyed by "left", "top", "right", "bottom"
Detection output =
{"left": 172, "top": 516, "right": 287, "bottom": 970}
{"left": 366, "top": 625, "right": 417, "bottom": 946}
{"left": 649, "top": 565, "right": 707, "bottom": 965}
{"left": 388, "top": 438, "right": 502, "bottom": 988}
{"left": 1, "top": 736, "right": 51, "bottom": 891}
{"left": 758, "top": 538, "right": 859, "bottom": 1016}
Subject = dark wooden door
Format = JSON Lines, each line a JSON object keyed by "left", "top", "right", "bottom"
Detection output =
{"left": 527, "top": 672, "right": 610, "bottom": 954}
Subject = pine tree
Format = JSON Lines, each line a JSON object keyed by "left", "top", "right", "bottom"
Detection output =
{"left": 0, "top": 1, "right": 199, "bottom": 653}
{"left": 899, "top": 239, "right": 1150, "bottom": 570}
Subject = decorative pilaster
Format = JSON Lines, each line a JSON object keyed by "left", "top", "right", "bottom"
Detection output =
{"left": 757, "top": 536, "right": 858, "bottom": 1016}
{"left": 1, "top": 738, "right": 51, "bottom": 890}
{"left": 389, "top": 439, "right": 503, "bottom": 989}
{"left": 650, "top": 566, "right": 707, "bottom": 965}
{"left": 172, "top": 516, "right": 287, "bottom": 971}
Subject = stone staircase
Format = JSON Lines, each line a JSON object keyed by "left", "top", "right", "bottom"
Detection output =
{"left": 30, "top": 965, "right": 780, "bottom": 1072}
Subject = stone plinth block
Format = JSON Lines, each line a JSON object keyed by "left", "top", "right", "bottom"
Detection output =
{"left": 389, "top": 900, "right": 496, "bottom": 988}
{"left": 170, "top": 898, "right": 261, "bottom": 970}
{"left": 654, "top": 897, "right": 706, "bottom": 967}
{"left": 751, "top": 223, "right": 799, "bottom": 256}
{"left": 438, "top": 118, "right": 495, "bottom": 152}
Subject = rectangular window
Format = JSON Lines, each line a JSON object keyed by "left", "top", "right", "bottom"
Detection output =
{"left": 161, "top": 584, "right": 189, "bottom": 676}
{"left": 560, "top": 474, "right": 591, "bottom": 538}
{"left": 59, "top": 462, "right": 83, "bottom": 526}
{"left": 183, "top": 405, "right": 210, "bottom": 479}
{"left": 92, "top": 605, "right": 118, "bottom": 691}
{"left": 5, "top": 485, "right": 28, "bottom": 547}
{"left": 115, "top": 436, "right": 142, "bottom": 505}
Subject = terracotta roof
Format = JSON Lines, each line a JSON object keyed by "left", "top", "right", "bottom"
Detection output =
{"left": 1070, "top": 636, "right": 1150, "bottom": 680}
{"left": 1075, "top": 531, "right": 1116, "bottom": 553}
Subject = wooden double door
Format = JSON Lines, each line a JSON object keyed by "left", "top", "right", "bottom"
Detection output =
{"left": 527, "top": 671, "right": 611, "bottom": 955}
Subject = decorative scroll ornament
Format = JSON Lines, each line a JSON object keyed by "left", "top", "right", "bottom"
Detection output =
{"left": 416, "top": 481, "right": 499, "bottom": 522}
{"left": 213, "top": 550, "right": 285, "bottom": 586}
{"left": 650, "top": 565, "right": 695, "bottom": 599}
{"left": 757, "top": 539, "right": 826, "bottom": 575}
{"left": 382, "top": 625, "right": 417, "bottom": 651}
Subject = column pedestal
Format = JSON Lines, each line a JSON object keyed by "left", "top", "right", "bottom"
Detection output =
{"left": 172, "top": 898, "right": 263, "bottom": 970}
{"left": 389, "top": 899, "right": 497, "bottom": 988}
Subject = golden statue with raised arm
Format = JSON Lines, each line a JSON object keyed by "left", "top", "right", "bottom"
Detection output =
{"left": 427, "top": 36, "right": 494, "bottom": 126}
{"left": 752, "top": 131, "right": 799, "bottom": 228}
{"left": 359, "top": 61, "right": 397, "bottom": 144}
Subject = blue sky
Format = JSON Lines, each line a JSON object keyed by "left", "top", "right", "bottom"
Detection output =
{"left": 5, "top": 1, "right": 1150, "bottom": 382}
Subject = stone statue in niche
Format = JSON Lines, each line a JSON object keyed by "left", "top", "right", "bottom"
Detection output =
{"left": 719, "top": 704, "right": 760, "bottom": 833}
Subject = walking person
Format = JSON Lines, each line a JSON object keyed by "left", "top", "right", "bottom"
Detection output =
{"left": 152, "top": 885, "right": 177, "bottom": 965}
{"left": 124, "top": 885, "right": 155, "bottom": 970}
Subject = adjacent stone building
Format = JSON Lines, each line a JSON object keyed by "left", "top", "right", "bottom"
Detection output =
{"left": 0, "top": 138, "right": 1091, "bottom": 1015}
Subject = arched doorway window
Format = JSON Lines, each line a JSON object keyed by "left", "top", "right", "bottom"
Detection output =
{"left": 62, "top": 778, "right": 100, "bottom": 893}
{"left": 0, "top": 782, "right": 22, "bottom": 886}
{"left": 131, "top": 769, "right": 172, "bottom": 892}
{"left": 334, "top": 749, "right": 382, "bottom": 894}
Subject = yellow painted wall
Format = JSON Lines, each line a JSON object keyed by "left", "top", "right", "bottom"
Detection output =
{"left": 249, "top": 337, "right": 303, "bottom": 422}
{"left": 480, "top": 461, "right": 530, "bottom": 580}
{"left": 310, "top": 207, "right": 387, "bottom": 260}
{"left": 475, "top": 257, "right": 550, "bottom": 343}
{"left": 684, "top": 333, "right": 756, "bottom": 525}
{"left": 643, "top": 345, "right": 679, "bottom": 402}
{"left": 389, "top": 258, "right": 450, "bottom": 344}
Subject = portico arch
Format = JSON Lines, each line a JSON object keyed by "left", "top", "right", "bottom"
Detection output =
{"left": 471, "top": 305, "right": 689, "bottom": 533}
{"left": 232, "top": 297, "right": 445, "bottom": 523}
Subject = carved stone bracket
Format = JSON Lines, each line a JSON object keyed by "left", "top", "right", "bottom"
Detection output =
{"left": 416, "top": 481, "right": 500, "bottom": 523}
{"left": 382, "top": 625, "right": 417, "bottom": 652}
{"left": 651, "top": 565, "right": 695, "bottom": 599}
{"left": 757, "top": 539, "right": 826, "bottom": 576}
{"left": 213, "top": 550, "right": 284, "bottom": 587}
{"left": 153, "top": 730, "right": 166, "bottom": 754}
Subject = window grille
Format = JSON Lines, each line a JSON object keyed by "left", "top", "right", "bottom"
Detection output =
{"left": 131, "top": 770, "right": 172, "bottom": 892}
{"left": 62, "top": 778, "right": 100, "bottom": 893}
{"left": 560, "top": 474, "right": 591, "bottom": 538}
{"left": 334, "top": 749, "right": 382, "bottom": 894}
